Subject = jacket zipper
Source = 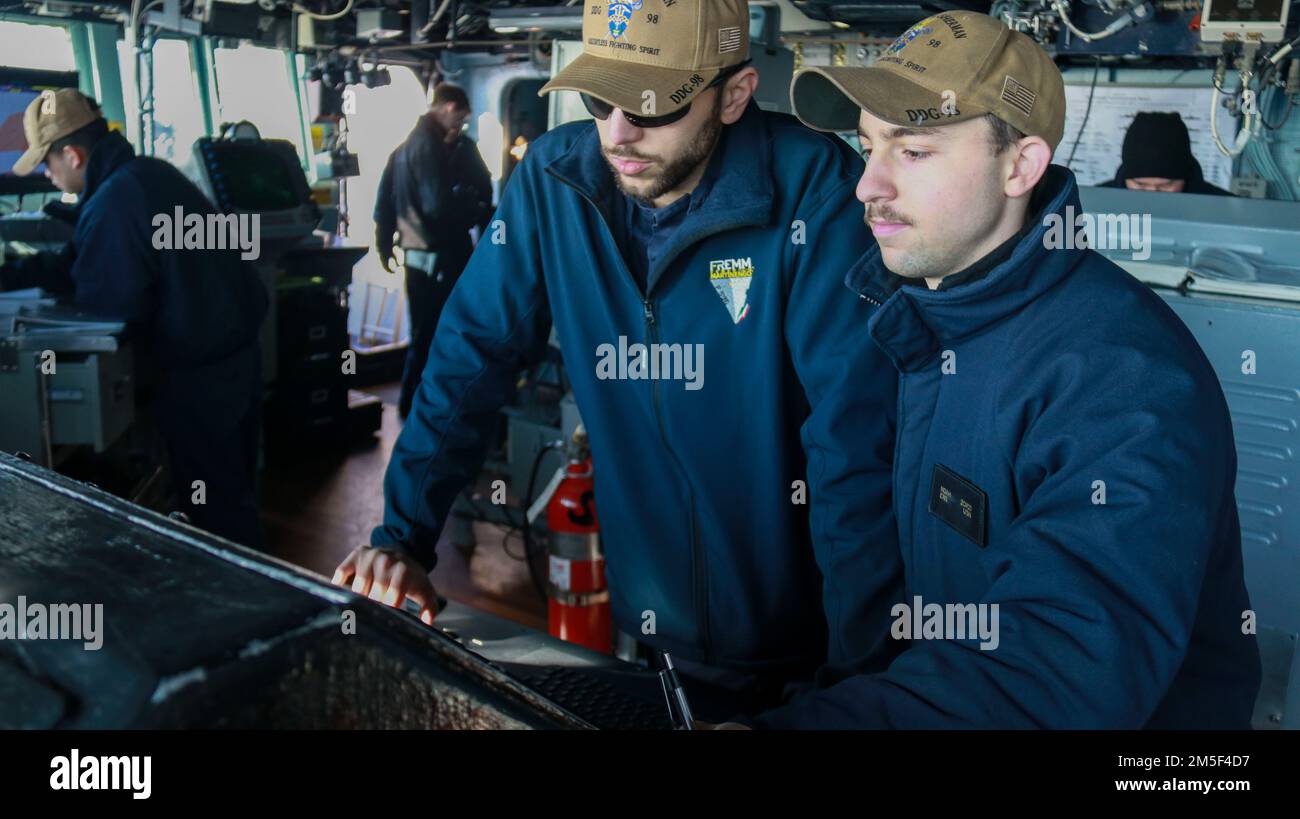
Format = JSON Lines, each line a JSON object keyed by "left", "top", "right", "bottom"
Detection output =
{"left": 692, "top": 499, "right": 710, "bottom": 661}
{"left": 861, "top": 288, "right": 907, "bottom": 586}
{"left": 560, "top": 179, "right": 714, "bottom": 663}
{"left": 864, "top": 290, "right": 909, "bottom": 580}
{"left": 643, "top": 297, "right": 713, "bottom": 663}
{"left": 642, "top": 300, "right": 669, "bottom": 446}
{"left": 895, "top": 374, "right": 912, "bottom": 586}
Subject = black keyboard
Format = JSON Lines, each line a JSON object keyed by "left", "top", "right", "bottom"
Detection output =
{"left": 497, "top": 663, "right": 674, "bottom": 731}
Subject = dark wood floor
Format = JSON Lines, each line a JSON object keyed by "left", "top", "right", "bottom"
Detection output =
{"left": 259, "top": 383, "right": 547, "bottom": 632}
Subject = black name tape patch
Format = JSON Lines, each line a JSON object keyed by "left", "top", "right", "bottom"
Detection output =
{"left": 928, "top": 464, "right": 988, "bottom": 547}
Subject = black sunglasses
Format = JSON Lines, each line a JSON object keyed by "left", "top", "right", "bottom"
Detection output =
{"left": 581, "top": 60, "right": 753, "bottom": 128}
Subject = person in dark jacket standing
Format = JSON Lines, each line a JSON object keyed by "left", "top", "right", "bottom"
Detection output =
{"left": 335, "top": 0, "right": 903, "bottom": 713}
{"left": 754, "top": 11, "right": 1261, "bottom": 728}
{"left": 1, "top": 89, "right": 267, "bottom": 548}
{"left": 374, "top": 82, "right": 493, "bottom": 420}
{"left": 1098, "top": 111, "right": 1234, "bottom": 195}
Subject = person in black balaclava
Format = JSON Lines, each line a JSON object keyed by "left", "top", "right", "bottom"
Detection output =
{"left": 1099, "top": 111, "right": 1234, "bottom": 195}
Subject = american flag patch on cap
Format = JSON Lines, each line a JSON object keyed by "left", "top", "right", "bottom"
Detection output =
{"left": 1000, "top": 75, "right": 1036, "bottom": 117}
{"left": 718, "top": 26, "right": 742, "bottom": 53}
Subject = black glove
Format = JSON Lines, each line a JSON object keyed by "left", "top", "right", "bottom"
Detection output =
{"left": 42, "top": 201, "right": 80, "bottom": 226}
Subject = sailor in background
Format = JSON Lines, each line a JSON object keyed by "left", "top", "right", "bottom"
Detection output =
{"left": 374, "top": 82, "right": 494, "bottom": 421}
{"left": 1099, "top": 111, "right": 1235, "bottom": 195}
{"left": 0, "top": 89, "right": 267, "bottom": 548}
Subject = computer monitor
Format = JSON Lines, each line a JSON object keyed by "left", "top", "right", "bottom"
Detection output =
{"left": 0, "top": 85, "right": 44, "bottom": 175}
{"left": 0, "top": 69, "right": 79, "bottom": 194}
{"left": 191, "top": 136, "right": 319, "bottom": 240}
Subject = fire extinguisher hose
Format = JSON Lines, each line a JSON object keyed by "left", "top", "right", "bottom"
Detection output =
{"left": 523, "top": 439, "right": 566, "bottom": 599}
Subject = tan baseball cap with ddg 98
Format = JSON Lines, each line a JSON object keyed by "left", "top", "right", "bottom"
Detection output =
{"left": 540, "top": 0, "right": 750, "bottom": 116}
{"left": 12, "top": 88, "right": 103, "bottom": 176}
{"left": 791, "top": 11, "right": 1066, "bottom": 151}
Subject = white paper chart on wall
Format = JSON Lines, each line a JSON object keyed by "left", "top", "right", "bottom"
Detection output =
{"left": 1053, "top": 84, "right": 1236, "bottom": 190}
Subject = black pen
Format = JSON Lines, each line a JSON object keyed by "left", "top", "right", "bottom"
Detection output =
{"left": 656, "top": 651, "right": 695, "bottom": 730}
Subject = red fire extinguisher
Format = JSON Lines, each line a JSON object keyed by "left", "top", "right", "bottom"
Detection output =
{"left": 543, "top": 428, "right": 610, "bottom": 654}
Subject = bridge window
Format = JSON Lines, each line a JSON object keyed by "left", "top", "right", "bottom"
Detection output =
{"left": 149, "top": 40, "right": 205, "bottom": 168}
{"left": 0, "top": 20, "right": 75, "bottom": 71}
{"left": 115, "top": 38, "right": 206, "bottom": 167}
{"left": 213, "top": 43, "right": 306, "bottom": 158}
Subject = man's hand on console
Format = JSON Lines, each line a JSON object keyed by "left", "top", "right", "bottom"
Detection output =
{"left": 332, "top": 545, "right": 438, "bottom": 625}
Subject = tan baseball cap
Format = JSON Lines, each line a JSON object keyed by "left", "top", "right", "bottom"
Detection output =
{"left": 12, "top": 89, "right": 102, "bottom": 176}
{"left": 791, "top": 12, "right": 1066, "bottom": 150}
{"left": 540, "top": 0, "right": 750, "bottom": 116}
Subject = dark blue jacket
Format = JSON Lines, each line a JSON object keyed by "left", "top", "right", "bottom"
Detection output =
{"left": 374, "top": 103, "right": 904, "bottom": 672}
{"left": 374, "top": 114, "right": 494, "bottom": 259}
{"left": 755, "top": 166, "right": 1262, "bottom": 728}
{"left": 7, "top": 131, "right": 267, "bottom": 372}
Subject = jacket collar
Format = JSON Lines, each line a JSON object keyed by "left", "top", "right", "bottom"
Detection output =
{"left": 544, "top": 101, "right": 775, "bottom": 282}
{"left": 81, "top": 130, "right": 136, "bottom": 205}
{"left": 849, "top": 165, "right": 1089, "bottom": 373}
{"left": 420, "top": 112, "right": 450, "bottom": 143}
